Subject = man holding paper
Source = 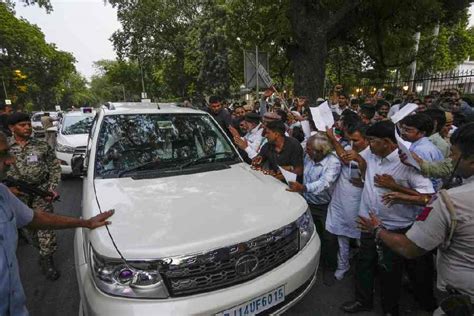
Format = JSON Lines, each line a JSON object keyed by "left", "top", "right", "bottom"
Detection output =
{"left": 251, "top": 120, "right": 303, "bottom": 182}
{"left": 342, "top": 121, "right": 435, "bottom": 315}
{"left": 286, "top": 132, "right": 341, "bottom": 286}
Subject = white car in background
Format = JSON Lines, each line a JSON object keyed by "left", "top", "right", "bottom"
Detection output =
{"left": 73, "top": 102, "right": 320, "bottom": 316}
{"left": 31, "top": 111, "right": 59, "bottom": 138}
{"left": 55, "top": 109, "right": 95, "bottom": 175}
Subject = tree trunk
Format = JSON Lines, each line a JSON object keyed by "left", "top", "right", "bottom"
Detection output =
{"left": 288, "top": 0, "right": 360, "bottom": 103}
{"left": 291, "top": 34, "right": 328, "bottom": 102}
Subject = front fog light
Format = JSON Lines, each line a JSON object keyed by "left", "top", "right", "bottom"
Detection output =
{"left": 296, "top": 209, "right": 315, "bottom": 249}
{"left": 91, "top": 247, "right": 169, "bottom": 298}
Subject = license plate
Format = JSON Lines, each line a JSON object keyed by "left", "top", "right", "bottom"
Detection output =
{"left": 216, "top": 285, "right": 285, "bottom": 316}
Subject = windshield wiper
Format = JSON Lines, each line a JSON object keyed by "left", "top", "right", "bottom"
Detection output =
{"left": 179, "top": 152, "right": 236, "bottom": 170}
{"left": 118, "top": 159, "right": 162, "bottom": 178}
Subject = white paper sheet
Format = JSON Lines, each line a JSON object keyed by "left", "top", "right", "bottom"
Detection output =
{"left": 390, "top": 103, "right": 419, "bottom": 124}
{"left": 278, "top": 166, "right": 297, "bottom": 184}
{"left": 310, "top": 101, "right": 334, "bottom": 131}
{"left": 394, "top": 128, "right": 420, "bottom": 170}
{"left": 301, "top": 120, "right": 312, "bottom": 138}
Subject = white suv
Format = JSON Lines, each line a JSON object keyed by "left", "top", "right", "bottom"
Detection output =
{"left": 74, "top": 102, "right": 320, "bottom": 316}
{"left": 56, "top": 109, "right": 95, "bottom": 175}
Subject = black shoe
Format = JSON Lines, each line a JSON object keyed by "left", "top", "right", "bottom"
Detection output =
{"left": 341, "top": 301, "right": 373, "bottom": 313}
{"left": 39, "top": 255, "right": 60, "bottom": 281}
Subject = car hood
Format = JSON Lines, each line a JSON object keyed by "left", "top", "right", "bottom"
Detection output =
{"left": 57, "top": 133, "right": 88, "bottom": 147}
{"left": 89, "top": 163, "right": 307, "bottom": 259}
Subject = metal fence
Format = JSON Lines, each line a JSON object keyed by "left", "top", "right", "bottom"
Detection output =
{"left": 337, "top": 69, "right": 474, "bottom": 98}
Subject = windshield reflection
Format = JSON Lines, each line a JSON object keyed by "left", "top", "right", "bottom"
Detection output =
{"left": 62, "top": 116, "right": 95, "bottom": 135}
{"left": 95, "top": 113, "right": 238, "bottom": 178}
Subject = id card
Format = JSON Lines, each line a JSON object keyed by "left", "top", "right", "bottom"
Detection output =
{"left": 26, "top": 154, "right": 39, "bottom": 164}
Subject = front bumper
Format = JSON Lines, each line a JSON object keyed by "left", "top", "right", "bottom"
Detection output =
{"left": 56, "top": 151, "right": 73, "bottom": 174}
{"left": 75, "top": 228, "right": 320, "bottom": 316}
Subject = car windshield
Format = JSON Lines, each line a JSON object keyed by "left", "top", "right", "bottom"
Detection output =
{"left": 94, "top": 113, "right": 239, "bottom": 178}
{"left": 32, "top": 112, "right": 59, "bottom": 122}
{"left": 31, "top": 114, "right": 42, "bottom": 122}
{"left": 62, "top": 115, "right": 95, "bottom": 135}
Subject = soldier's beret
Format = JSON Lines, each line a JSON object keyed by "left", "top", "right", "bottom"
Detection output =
{"left": 7, "top": 112, "right": 31, "bottom": 126}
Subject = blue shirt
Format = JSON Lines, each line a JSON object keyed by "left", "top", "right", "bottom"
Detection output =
{"left": 0, "top": 184, "right": 34, "bottom": 316}
{"left": 303, "top": 153, "right": 341, "bottom": 205}
{"left": 410, "top": 137, "right": 444, "bottom": 190}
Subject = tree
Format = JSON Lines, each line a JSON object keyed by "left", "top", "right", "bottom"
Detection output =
{"left": 0, "top": 3, "right": 77, "bottom": 110}
{"left": 89, "top": 59, "right": 143, "bottom": 104}
{"left": 287, "top": 0, "right": 360, "bottom": 101}
{"left": 106, "top": 0, "right": 474, "bottom": 102}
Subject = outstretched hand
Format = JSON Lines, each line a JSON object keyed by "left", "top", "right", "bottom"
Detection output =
{"left": 356, "top": 212, "right": 381, "bottom": 233}
{"left": 86, "top": 209, "right": 114, "bottom": 229}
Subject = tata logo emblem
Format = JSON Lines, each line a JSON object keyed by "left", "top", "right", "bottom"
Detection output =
{"left": 235, "top": 255, "right": 259, "bottom": 276}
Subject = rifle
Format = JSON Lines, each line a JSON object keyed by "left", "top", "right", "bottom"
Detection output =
{"left": 3, "top": 177, "right": 60, "bottom": 203}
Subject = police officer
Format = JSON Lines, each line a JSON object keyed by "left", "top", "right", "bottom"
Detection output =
{"left": 6, "top": 112, "right": 62, "bottom": 280}
{"left": 41, "top": 112, "right": 57, "bottom": 148}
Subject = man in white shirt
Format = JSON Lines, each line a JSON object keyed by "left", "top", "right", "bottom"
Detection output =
{"left": 358, "top": 122, "right": 474, "bottom": 315}
{"left": 341, "top": 121, "right": 434, "bottom": 316}
{"left": 232, "top": 113, "right": 264, "bottom": 161}
{"left": 330, "top": 93, "right": 349, "bottom": 115}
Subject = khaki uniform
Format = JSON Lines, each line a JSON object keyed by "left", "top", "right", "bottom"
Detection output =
{"left": 41, "top": 115, "right": 56, "bottom": 148}
{"left": 407, "top": 176, "right": 474, "bottom": 303}
{"left": 7, "top": 137, "right": 61, "bottom": 256}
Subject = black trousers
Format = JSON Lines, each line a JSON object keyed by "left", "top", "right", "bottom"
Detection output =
{"left": 405, "top": 251, "right": 438, "bottom": 311}
{"left": 355, "top": 231, "right": 436, "bottom": 314}
{"left": 308, "top": 203, "right": 338, "bottom": 271}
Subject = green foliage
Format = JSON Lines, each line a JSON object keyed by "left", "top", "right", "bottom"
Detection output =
{"left": 0, "top": 3, "right": 81, "bottom": 110}
{"left": 105, "top": 0, "right": 474, "bottom": 100}
{"left": 89, "top": 59, "right": 143, "bottom": 104}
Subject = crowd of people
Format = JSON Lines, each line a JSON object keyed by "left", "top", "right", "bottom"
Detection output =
{"left": 1, "top": 87, "right": 473, "bottom": 315}
{"left": 205, "top": 87, "right": 474, "bottom": 316}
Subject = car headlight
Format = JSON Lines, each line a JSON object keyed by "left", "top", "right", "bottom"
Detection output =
{"left": 296, "top": 208, "right": 315, "bottom": 249}
{"left": 56, "top": 143, "right": 75, "bottom": 153}
{"left": 90, "top": 247, "right": 169, "bottom": 298}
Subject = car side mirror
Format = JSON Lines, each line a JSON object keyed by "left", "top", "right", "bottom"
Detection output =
{"left": 71, "top": 154, "right": 86, "bottom": 177}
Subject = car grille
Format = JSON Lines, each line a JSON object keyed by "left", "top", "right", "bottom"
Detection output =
{"left": 74, "top": 146, "right": 86, "bottom": 154}
{"left": 161, "top": 223, "right": 299, "bottom": 297}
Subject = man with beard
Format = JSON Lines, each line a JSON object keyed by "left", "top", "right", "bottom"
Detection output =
{"left": 6, "top": 113, "right": 61, "bottom": 280}
{"left": 231, "top": 112, "right": 264, "bottom": 163}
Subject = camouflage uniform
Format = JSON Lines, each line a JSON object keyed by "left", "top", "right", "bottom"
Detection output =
{"left": 7, "top": 137, "right": 61, "bottom": 256}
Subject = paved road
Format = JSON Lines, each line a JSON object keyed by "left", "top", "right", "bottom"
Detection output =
{"left": 17, "top": 178, "right": 430, "bottom": 316}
